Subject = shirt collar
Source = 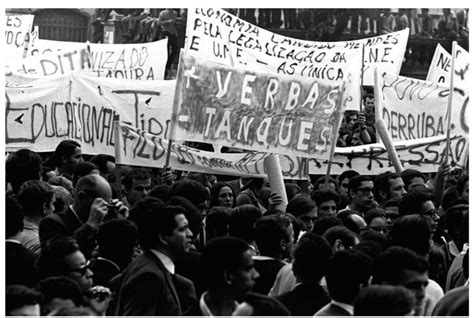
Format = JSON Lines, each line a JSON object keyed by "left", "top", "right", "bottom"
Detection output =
{"left": 331, "top": 300, "right": 354, "bottom": 315}
{"left": 199, "top": 291, "right": 238, "bottom": 317}
{"left": 5, "top": 239, "right": 21, "bottom": 244}
{"left": 23, "top": 220, "right": 38, "bottom": 230}
{"left": 150, "top": 249, "right": 175, "bottom": 274}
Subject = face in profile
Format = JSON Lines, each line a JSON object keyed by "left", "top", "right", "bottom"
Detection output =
{"left": 229, "top": 249, "right": 260, "bottom": 300}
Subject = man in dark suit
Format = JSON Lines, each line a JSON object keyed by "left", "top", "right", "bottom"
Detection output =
{"left": 315, "top": 249, "right": 372, "bottom": 316}
{"left": 113, "top": 199, "right": 196, "bottom": 315}
{"left": 276, "top": 233, "right": 332, "bottom": 315}
{"left": 185, "top": 236, "right": 260, "bottom": 316}
{"left": 39, "top": 174, "right": 127, "bottom": 258}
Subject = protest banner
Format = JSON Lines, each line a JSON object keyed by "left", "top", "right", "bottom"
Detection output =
{"left": 5, "top": 73, "right": 176, "bottom": 155}
{"left": 116, "top": 122, "right": 308, "bottom": 179}
{"left": 170, "top": 54, "right": 346, "bottom": 158}
{"left": 5, "top": 47, "right": 91, "bottom": 78}
{"left": 186, "top": 9, "right": 408, "bottom": 87}
{"left": 27, "top": 38, "right": 168, "bottom": 80}
{"left": 4, "top": 14, "right": 34, "bottom": 61}
{"left": 307, "top": 134, "right": 468, "bottom": 175}
{"left": 374, "top": 70, "right": 469, "bottom": 142}
{"left": 427, "top": 43, "right": 470, "bottom": 90}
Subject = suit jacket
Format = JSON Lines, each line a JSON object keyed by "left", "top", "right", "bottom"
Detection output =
{"left": 314, "top": 302, "right": 352, "bottom": 316}
{"left": 39, "top": 207, "right": 98, "bottom": 258}
{"left": 253, "top": 258, "right": 286, "bottom": 295}
{"left": 276, "top": 282, "right": 330, "bottom": 316}
{"left": 113, "top": 250, "right": 196, "bottom": 316}
{"left": 5, "top": 241, "right": 38, "bottom": 287}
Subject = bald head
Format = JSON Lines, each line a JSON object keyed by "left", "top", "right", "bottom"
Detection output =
{"left": 74, "top": 174, "right": 112, "bottom": 217}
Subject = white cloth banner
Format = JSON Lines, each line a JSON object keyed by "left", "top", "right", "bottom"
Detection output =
{"left": 4, "top": 14, "right": 35, "bottom": 61}
{"left": 426, "top": 44, "right": 451, "bottom": 84}
{"left": 5, "top": 73, "right": 176, "bottom": 154}
{"left": 186, "top": 9, "right": 408, "bottom": 95}
{"left": 27, "top": 38, "right": 169, "bottom": 80}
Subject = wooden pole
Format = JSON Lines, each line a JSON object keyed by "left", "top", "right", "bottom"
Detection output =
{"left": 444, "top": 41, "right": 457, "bottom": 165}
{"left": 113, "top": 117, "right": 122, "bottom": 200}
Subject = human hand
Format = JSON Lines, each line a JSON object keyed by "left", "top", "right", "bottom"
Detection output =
{"left": 87, "top": 198, "right": 109, "bottom": 227}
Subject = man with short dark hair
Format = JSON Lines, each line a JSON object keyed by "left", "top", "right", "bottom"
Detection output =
{"left": 373, "top": 171, "right": 406, "bottom": 208}
{"left": 312, "top": 190, "right": 340, "bottom": 218}
{"left": 185, "top": 236, "right": 259, "bottom": 315}
{"left": 401, "top": 169, "right": 427, "bottom": 191}
{"left": 338, "top": 175, "right": 375, "bottom": 216}
{"left": 6, "top": 149, "right": 42, "bottom": 194}
{"left": 122, "top": 168, "right": 152, "bottom": 208}
{"left": 315, "top": 249, "right": 372, "bottom": 316}
{"left": 276, "top": 233, "right": 333, "bottom": 315}
{"left": 399, "top": 190, "right": 440, "bottom": 238}
{"left": 372, "top": 246, "right": 430, "bottom": 315}
{"left": 55, "top": 140, "right": 84, "bottom": 180}
{"left": 113, "top": 201, "right": 196, "bottom": 315}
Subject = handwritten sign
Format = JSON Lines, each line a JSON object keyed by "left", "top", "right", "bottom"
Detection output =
{"left": 5, "top": 73, "right": 176, "bottom": 154}
{"left": 4, "top": 14, "right": 34, "bottom": 61}
{"left": 426, "top": 44, "right": 451, "bottom": 83}
{"left": 374, "top": 70, "right": 469, "bottom": 142}
{"left": 170, "top": 54, "right": 346, "bottom": 158}
{"left": 117, "top": 122, "right": 307, "bottom": 179}
{"left": 28, "top": 38, "right": 168, "bottom": 80}
{"left": 186, "top": 9, "right": 408, "bottom": 87}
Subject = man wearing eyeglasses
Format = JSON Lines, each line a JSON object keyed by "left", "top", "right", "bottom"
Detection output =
{"left": 338, "top": 175, "right": 375, "bottom": 217}
{"left": 374, "top": 171, "right": 407, "bottom": 209}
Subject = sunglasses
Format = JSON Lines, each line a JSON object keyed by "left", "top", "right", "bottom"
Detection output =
{"left": 67, "top": 260, "right": 92, "bottom": 276}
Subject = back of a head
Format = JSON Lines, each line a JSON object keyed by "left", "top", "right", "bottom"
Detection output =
{"left": 149, "top": 184, "right": 171, "bottom": 202}
{"left": 285, "top": 183, "right": 302, "bottom": 201}
{"left": 6, "top": 285, "right": 41, "bottom": 315}
{"left": 201, "top": 236, "right": 251, "bottom": 289}
{"left": 169, "top": 179, "right": 210, "bottom": 207}
{"left": 6, "top": 194, "right": 24, "bottom": 239}
{"left": 445, "top": 203, "right": 469, "bottom": 241}
{"left": 312, "top": 215, "right": 343, "bottom": 236}
{"left": 389, "top": 215, "right": 431, "bottom": 256}
{"left": 6, "top": 149, "right": 42, "bottom": 194}
{"left": 372, "top": 246, "right": 428, "bottom": 285}
{"left": 72, "top": 161, "right": 99, "bottom": 186}
{"left": 89, "top": 154, "right": 115, "bottom": 175}
{"left": 353, "top": 240, "right": 384, "bottom": 259}
{"left": 359, "top": 229, "right": 388, "bottom": 251}
{"left": 399, "top": 189, "right": 433, "bottom": 216}
{"left": 354, "top": 285, "right": 415, "bottom": 316}
{"left": 337, "top": 211, "right": 363, "bottom": 234}
{"left": 323, "top": 225, "right": 359, "bottom": 249}
{"left": 228, "top": 204, "right": 262, "bottom": 243}
{"left": 206, "top": 206, "right": 230, "bottom": 240}
{"left": 98, "top": 219, "right": 138, "bottom": 256}
{"left": 37, "top": 276, "right": 83, "bottom": 308}
{"left": 338, "top": 170, "right": 360, "bottom": 185}
{"left": 401, "top": 169, "right": 425, "bottom": 189}
{"left": 364, "top": 208, "right": 386, "bottom": 225}
{"left": 292, "top": 232, "right": 332, "bottom": 282}
{"left": 36, "top": 237, "right": 80, "bottom": 279}
{"left": 48, "top": 176, "right": 74, "bottom": 195}
{"left": 286, "top": 195, "right": 316, "bottom": 218}
{"left": 456, "top": 174, "right": 469, "bottom": 199}
{"left": 18, "top": 180, "right": 55, "bottom": 217}
{"left": 254, "top": 214, "right": 292, "bottom": 257}
{"left": 326, "top": 249, "right": 372, "bottom": 303}
{"left": 314, "top": 175, "right": 338, "bottom": 191}
{"left": 241, "top": 292, "right": 291, "bottom": 316}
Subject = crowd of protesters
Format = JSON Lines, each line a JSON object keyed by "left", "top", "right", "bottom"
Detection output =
{"left": 5, "top": 137, "right": 469, "bottom": 316}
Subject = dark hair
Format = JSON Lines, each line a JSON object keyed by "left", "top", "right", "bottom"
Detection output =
{"left": 167, "top": 195, "right": 202, "bottom": 236}
{"left": 354, "top": 285, "right": 415, "bottom": 316}
{"left": 374, "top": 171, "right": 401, "bottom": 203}
{"left": 97, "top": 219, "right": 138, "bottom": 261}
{"left": 228, "top": 205, "right": 262, "bottom": 243}
{"left": 314, "top": 176, "right": 338, "bottom": 191}
{"left": 326, "top": 249, "right": 372, "bottom": 303}
{"left": 456, "top": 174, "right": 469, "bottom": 197}
{"left": 311, "top": 189, "right": 340, "bottom": 207}
{"left": 364, "top": 208, "right": 386, "bottom": 225}
{"left": 445, "top": 204, "right": 469, "bottom": 241}
{"left": 131, "top": 199, "right": 184, "bottom": 249}
{"left": 206, "top": 206, "right": 230, "bottom": 241}
{"left": 353, "top": 240, "right": 384, "bottom": 259}
{"left": 72, "top": 161, "right": 99, "bottom": 186}
{"left": 89, "top": 154, "right": 115, "bottom": 175}
{"left": 338, "top": 169, "right": 360, "bottom": 185}
{"left": 254, "top": 214, "right": 292, "bottom": 257}
{"left": 336, "top": 211, "right": 362, "bottom": 234}
{"left": 323, "top": 225, "right": 359, "bottom": 249}
{"left": 286, "top": 195, "right": 316, "bottom": 218}
{"left": 243, "top": 292, "right": 291, "bottom": 316}
{"left": 6, "top": 149, "right": 42, "bottom": 194}
{"left": 389, "top": 215, "right": 431, "bottom": 256}
{"left": 37, "top": 276, "right": 83, "bottom": 307}
{"left": 312, "top": 215, "right": 343, "bottom": 236}
{"left": 36, "top": 237, "right": 81, "bottom": 279}
{"left": 149, "top": 184, "right": 171, "bottom": 202}
{"left": 6, "top": 194, "right": 24, "bottom": 238}
{"left": 201, "top": 236, "right": 252, "bottom": 289}
{"left": 18, "top": 180, "right": 55, "bottom": 217}
{"left": 48, "top": 176, "right": 74, "bottom": 195}
{"left": 169, "top": 179, "right": 210, "bottom": 207}
{"left": 385, "top": 198, "right": 401, "bottom": 208}
{"left": 372, "top": 246, "right": 428, "bottom": 285}
{"left": 442, "top": 186, "right": 462, "bottom": 210}
{"left": 55, "top": 140, "right": 81, "bottom": 167}
{"left": 210, "top": 182, "right": 236, "bottom": 208}
{"left": 51, "top": 185, "right": 73, "bottom": 213}
{"left": 292, "top": 233, "right": 333, "bottom": 282}
{"left": 399, "top": 190, "right": 433, "bottom": 216}
{"left": 348, "top": 175, "right": 373, "bottom": 194}
{"left": 6, "top": 285, "right": 41, "bottom": 314}
{"left": 285, "top": 183, "right": 302, "bottom": 201}
{"left": 123, "top": 168, "right": 151, "bottom": 190}
{"left": 401, "top": 169, "right": 426, "bottom": 187}
{"left": 359, "top": 229, "right": 388, "bottom": 251}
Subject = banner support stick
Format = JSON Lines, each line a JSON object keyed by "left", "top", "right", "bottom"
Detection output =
{"left": 444, "top": 41, "right": 457, "bottom": 165}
